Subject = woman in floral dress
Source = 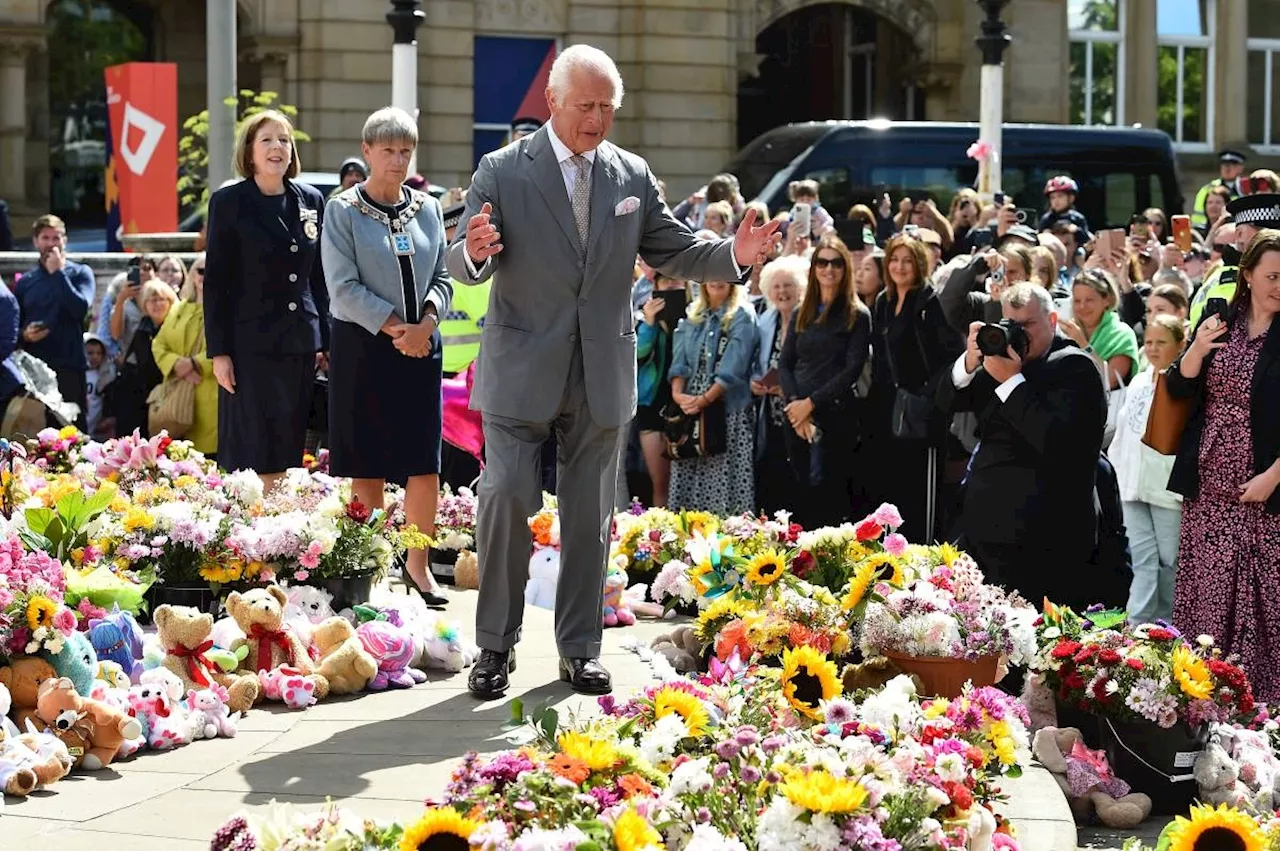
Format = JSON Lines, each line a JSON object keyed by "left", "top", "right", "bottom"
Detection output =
{"left": 1167, "top": 230, "right": 1280, "bottom": 701}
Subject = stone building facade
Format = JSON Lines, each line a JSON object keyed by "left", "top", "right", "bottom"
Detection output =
{"left": 0, "top": 0, "right": 1270, "bottom": 221}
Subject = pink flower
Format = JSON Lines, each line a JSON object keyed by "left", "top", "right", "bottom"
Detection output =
{"left": 967, "top": 140, "right": 993, "bottom": 161}
{"left": 53, "top": 606, "right": 77, "bottom": 634}
{"left": 293, "top": 569, "right": 310, "bottom": 581}
{"left": 298, "top": 541, "right": 323, "bottom": 570}
{"left": 871, "top": 503, "right": 904, "bottom": 529}
{"left": 883, "top": 533, "right": 908, "bottom": 557}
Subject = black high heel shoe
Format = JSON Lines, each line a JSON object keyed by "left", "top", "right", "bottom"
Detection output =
{"left": 406, "top": 578, "right": 449, "bottom": 608}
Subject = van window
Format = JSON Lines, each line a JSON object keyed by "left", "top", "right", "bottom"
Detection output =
{"left": 1104, "top": 173, "right": 1136, "bottom": 226}
{"left": 796, "top": 167, "right": 852, "bottom": 214}
{"left": 867, "top": 166, "right": 971, "bottom": 213}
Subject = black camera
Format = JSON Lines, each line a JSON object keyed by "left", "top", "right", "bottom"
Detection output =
{"left": 977, "top": 319, "right": 1030, "bottom": 359}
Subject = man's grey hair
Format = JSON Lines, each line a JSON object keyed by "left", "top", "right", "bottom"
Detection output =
{"left": 1001, "top": 282, "right": 1054, "bottom": 315}
{"left": 362, "top": 107, "right": 418, "bottom": 147}
{"left": 548, "top": 44, "right": 625, "bottom": 109}
{"left": 1152, "top": 267, "right": 1193, "bottom": 295}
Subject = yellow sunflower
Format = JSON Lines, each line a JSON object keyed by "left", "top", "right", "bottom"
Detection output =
{"left": 694, "top": 596, "right": 751, "bottom": 642}
{"left": 690, "top": 560, "right": 716, "bottom": 595}
{"left": 780, "top": 769, "right": 870, "bottom": 814}
{"left": 399, "top": 807, "right": 480, "bottom": 851}
{"left": 862, "top": 552, "right": 904, "bottom": 587}
{"left": 780, "top": 645, "right": 841, "bottom": 720}
{"left": 841, "top": 562, "right": 878, "bottom": 612}
{"left": 557, "top": 731, "right": 619, "bottom": 772}
{"left": 745, "top": 550, "right": 787, "bottom": 587}
{"left": 199, "top": 561, "right": 243, "bottom": 584}
{"left": 651, "top": 685, "right": 710, "bottom": 737}
{"left": 614, "top": 806, "right": 664, "bottom": 851}
{"left": 1165, "top": 802, "right": 1266, "bottom": 851}
{"left": 682, "top": 510, "right": 718, "bottom": 537}
{"left": 1172, "top": 644, "right": 1214, "bottom": 701}
{"left": 25, "top": 595, "right": 58, "bottom": 631}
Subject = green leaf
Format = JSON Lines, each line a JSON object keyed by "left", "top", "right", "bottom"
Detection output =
{"left": 24, "top": 506, "right": 55, "bottom": 536}
{"left": 18, "top": 528, "right": 52, "bottom": 554}
{"left": 508, "top": 698, "right": 524, "bottom": 723}
{"left": 1005, "top": 765, "right": 1023, "bottom": 778}
{"left": 539, "top": 708, "right": 559, "bottom": 744}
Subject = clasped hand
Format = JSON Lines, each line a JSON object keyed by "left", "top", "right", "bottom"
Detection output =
{"left": 671, "top": 391, "right": 705, "bottom": 415}
{"left": 384, "top": 317, "right": 435, "bottom": 358}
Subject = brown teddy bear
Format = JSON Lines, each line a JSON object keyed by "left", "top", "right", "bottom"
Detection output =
{"left": 842, "top": 656, "right": 912, "bottom": 694}
{"left": 1033, "top": 725, "right": 1152, "bottom": 829}
{"left": 0, "top": 656, "right": 58, "bottom": 731}
{"left": 453, "top": 550, "right": 479, "bottom": 590}
{"left": 226, "top": 585, "right": 328, "bottom": 701}
{"left": 650, "top": 626, "right": 702, "bottom": 673}
{"left": 35, "top": 677, "right": 142, "bottom": 770}
{"left": 313, "top": 618, "right": 378, "bottom": 694}
{"left": 153, "top": 604, "right": 261, "bottom": 714}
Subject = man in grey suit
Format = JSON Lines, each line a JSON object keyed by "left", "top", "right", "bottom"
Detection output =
{"left": 447, "top": 44, "right": 779, "bottom": 698}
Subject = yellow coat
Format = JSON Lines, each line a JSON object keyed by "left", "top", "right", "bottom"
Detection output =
{"left": 151, "top": 300, "right": 218, "bottom": 455}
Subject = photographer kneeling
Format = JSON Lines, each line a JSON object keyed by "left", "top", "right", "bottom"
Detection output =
{"left": 938, "top": 283, "right": 1107, "bottom": 608}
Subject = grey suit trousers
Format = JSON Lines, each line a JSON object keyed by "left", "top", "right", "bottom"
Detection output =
{"left": 474, "top": 345, "right": 622, "bottom": 658}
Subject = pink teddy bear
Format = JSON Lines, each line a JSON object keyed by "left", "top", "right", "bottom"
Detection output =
{"left": 186, "top": 684, "right": 237, "bottom": 739}
{"left": 127, "top": 673, "right": 194, "bottom": 751}
{"left": 258, "top": 666, "right": 317, "bottom": 709}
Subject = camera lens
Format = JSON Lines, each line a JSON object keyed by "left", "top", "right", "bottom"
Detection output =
{"left": 1015, "top": 209, "right": 1028, "bottom": 224}
{"left": 976, "top": 324, "right": 1008, "bottom": 357}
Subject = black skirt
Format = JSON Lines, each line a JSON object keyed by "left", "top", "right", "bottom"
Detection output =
{"left": 327, "top": 319, "right": 442, "bottom": 482}
{"left": 217, "top": 353, "right": 314, "bottom": 474}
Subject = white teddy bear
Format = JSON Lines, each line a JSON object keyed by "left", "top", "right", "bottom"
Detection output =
{"left": 525, "top": 547, "right": 560, "bottom": 610}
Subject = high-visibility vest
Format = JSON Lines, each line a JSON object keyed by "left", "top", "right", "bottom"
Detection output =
{"left": 440, "top": 279, "right": 490, "bottom": 374}
{"left": 1191, "top": 178, "right": 1238, "bottom": 230}
{"left": 1188, "top": 263, "right": 1237, "bottom": 328}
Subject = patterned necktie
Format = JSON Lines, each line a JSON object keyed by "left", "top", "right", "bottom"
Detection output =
{"left": 571, "top": 155, "right": 591, "bottom": 247}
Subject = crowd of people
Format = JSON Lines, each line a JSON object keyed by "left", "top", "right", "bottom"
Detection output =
{"left": 0, "top": 56, "right": 1275, "bottom": 698}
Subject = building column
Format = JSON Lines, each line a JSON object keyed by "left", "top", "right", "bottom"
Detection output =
{"left": 253, "top": 51, "right": 290, "bottom": 102}
{"left": 0, "top": 44, "right": 28, "bottom": 213}
{"left": 1123, "top": 0, "right": 1158, "bottom": 130}
{"left": 1214, "top": 0, "right": 1248, "bottom": 148}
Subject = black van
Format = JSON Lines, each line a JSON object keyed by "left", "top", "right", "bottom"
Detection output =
{"left": 724, "top": 121, "right": 1184, "bottom": 231}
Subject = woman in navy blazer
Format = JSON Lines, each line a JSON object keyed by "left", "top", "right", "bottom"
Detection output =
{"left": 204, "top": 110, "right": 330, "bottom": 487}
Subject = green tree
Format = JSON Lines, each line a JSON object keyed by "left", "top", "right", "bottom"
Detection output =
{"left": 177, "top": 89, "right": 312, "bottom": 211}
{"left": 48, "top": 0, "right": 147, "bottom": 112}
{"left": 1068, "top": 0, "right": 1119, "bottom": 126}
{"left": 1157, "top": 46, "right": 1207, "bottom": 142}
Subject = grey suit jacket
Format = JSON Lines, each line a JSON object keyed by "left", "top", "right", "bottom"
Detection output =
{"left": 446, "top": 127, "right": 741, "bottom": 428}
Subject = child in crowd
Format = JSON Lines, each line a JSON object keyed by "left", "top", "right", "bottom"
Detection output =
{"left": 83, "top": 333, "right": 115, "bottom": 439}
{"left": 1037, "top": 175, "right": 1092, "bottom": 241}
{"left": 788, "top": 179, "right": 834, "bottom": 239}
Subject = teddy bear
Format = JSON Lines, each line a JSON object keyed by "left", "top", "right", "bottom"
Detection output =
{"left": 0, "top": 655, "right": 58, "bottom": 731}
{"left": 1194, "top": 724, "right": 1280, "bottom": 810}
{"left": 842, "top": 656, "right": 910, "bottom": 694}
{"left": 0, "top": 698, "right": 73, "bottom": 794}
{"left": 153, "top": 604, "right": 261, "bottom": 714}
{"left": 525, "top": 546, "right": 559, "bottom": 610}
{"left": 36, "top": 676, "right": 142, "bottom": 770}
{"left": 186, "top": 684, "right": 238, "bottom": 739}
{"left": 312, "top": 617, "right": 378, "bottom": 694}
{"left": 1033, "top": 726, "right": 1152, "bottom": 828}
{"left": 453, "top": 550, "right": 479, "bottom": 590}
{"left": 1226, "top": 726, "right": 1280, "bottom": 810}
{"left": 602, "top": 561, "right": 636, "bottom": 628}
{"left": 1020, "top": 673, "right": 1059, "bottom": 733}
{"left": 225, "top": 586, "right": 328, "bottom": 702}
{"left": 283, "top": 584, "right": 338, "bottom": 647}
{"left": 1194, "top": 733, "right": 1247, "bottom": 808}
{"left": 38, "top": 629, "right": 98, "bottom": 699}
{"left": 650, "top": 626, "right": 702, "bottom": 674}
{"left": 258, "top": 667, "right": 318, "bottom": 709}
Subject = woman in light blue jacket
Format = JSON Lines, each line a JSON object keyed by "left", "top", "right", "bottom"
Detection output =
{"left": 666, "top": 280, "right": 757, "bottom": 514}
{"left": 321, "top": 106, "right": 453, "bottom": 607}
{"left": 750, "top": 255, "right": 807, "bottom": 515}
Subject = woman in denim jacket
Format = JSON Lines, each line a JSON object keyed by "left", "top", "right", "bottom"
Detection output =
{"left": 667, "top": 280, "right": 757, "bottom": 514}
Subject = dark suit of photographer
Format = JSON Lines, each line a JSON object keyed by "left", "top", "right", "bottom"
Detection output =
{"left": 937, "top": 283, "right": 1107, "bottom": 608}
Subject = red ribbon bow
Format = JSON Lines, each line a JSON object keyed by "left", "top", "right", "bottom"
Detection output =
{"left": 248, "top": 625, "right": 294, "bottom": 672}
{"left": 170, "top": 639, "right": 219, "bottom": 688}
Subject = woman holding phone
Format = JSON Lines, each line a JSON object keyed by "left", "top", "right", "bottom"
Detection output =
{"left": 635, "top": 272, "right": 689, "bottom": 507}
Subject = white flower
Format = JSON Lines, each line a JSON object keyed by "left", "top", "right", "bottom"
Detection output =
{"left": 925, "top": 785, "right": 951, "bottom": 809}
{"left": 802, "top": 814, "right": 842, "bottom": 851}
{"left": 757, "top": 798, "right": 806, "bottom": 851}
{"left": 1196, "top": 634, "right": 1215, "bottom": 648}
{"left": 1041, "top": 626, "right": 1061, "bottom": 639}
{"left": 684, "top": 825, "right": 748, "bottom": 851}
{"left": 669, "top": 755, "right": 714, "bottom": 795}
{"left": 935, "top": 751, "right": 967, "bottom": 783}
{"left": 1105, "top": 679, "right": 1121, "bottom": 695}
{"left": 639, "top": 713, "right": 686, "bottom": 766}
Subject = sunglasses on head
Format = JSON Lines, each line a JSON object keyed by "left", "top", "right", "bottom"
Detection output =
{"left": 813, "top": 256, "right": 845, "bottom": 269}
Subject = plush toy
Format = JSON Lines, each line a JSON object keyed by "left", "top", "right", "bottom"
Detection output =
{"left": 225, "top": 586, "right": 329, "bottom": 702}
{"left": 1021, "top": 673, "right": 1059, "bottom": 733}
{"left": 602, "top": 561, "right": 636, "bottom": 627}
{"left": 153, "top": 604, "right": 261, "bottom": 714}
{"left": 650, "top": 627, "right": 702, "bottom": 674}
{"left": 0, "top": 686, "right": 72, "bottom": 797}
{"left": 0, "top": 656, "right": 58, "bottom": 731}
{"left": 141, "top": 632, "right": 165, "bottom": 672}
{"left": 1033, "top": 726, "right": 1152, "bottom": 828}
{"left": 186, "top": 684, "right": 237, "bottom": 739}
{"left": 312, "top": 618, "right": 378, "bottom": 694}
{"left": 356, "top": 617, "right": 425, "bottom": 690}
{"left": 127, "top": 672, "right": 194, "bottom": 752}
{"left": 1227, "top": 726, "right": 1280, "bottom": 810}
{"left": 95, "top": 660, "right": 131, "bottom": 692}
{"left": 283, "top": 584, "right": 337, "bottom": 647}
{"left": 453, "top": 550, "right": 479, "bottom": 590}
{"left": 1195, "top": 724, "right": 1280, "bottom": 810}
{"left": 525, "top": 546, "right": 560, "bottom": 610}
{"left": 210, "top": 616, "right": 246, "bottom": 653}
{"left": 38, "top": 629, "right": 98, "bottom": 699}
{"left": 208, "top": 645, "right": 250, "bottom": 673}
{"left": 258, "top": 666, "right": 318, "bottom": 709}
{"left": 87, "top": 605, "right": 144, "bottom": 683}
{"left": 1194, "top": 733, "right": 1246, "bottom": 808}
{"left": 422, "top": 614, "right": 479, "bottom": 673}
{"left": 842, "top": 656, "right": 909, "bottom": 694}
{"left": 36, "top": 676, "right": 142, "bottom": 770}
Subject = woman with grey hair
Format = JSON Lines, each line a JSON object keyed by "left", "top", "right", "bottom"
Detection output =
{"left": 322, "top": 106, "right": 453, "bottom": 607}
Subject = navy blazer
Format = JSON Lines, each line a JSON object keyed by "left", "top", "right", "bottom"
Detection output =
{"left": 203, "top": 177, "right": 331, "bottom": 359}
{"left": 0, "top": 279, "right": 25, "bottom": 402}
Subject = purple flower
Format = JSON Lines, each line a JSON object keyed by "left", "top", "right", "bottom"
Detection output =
{"left": 741, "top": 765, "right": 761, "bottom": 784}
{"left": 734, "top": 725, "right": 760, "bottom": 747}
{"left": 714, "top": 740, "right": 740, "bottom": 760}
{"left": 842, "top": 815, "right": 901, "bottom": 851}
{"left": 514, "top": 799, "right": 537, "bottom": 812}
{"left": 761, "top": 734, "right": 785, "bottom": 754}
{"left": 713, "top": 762, "right": 730, "bottom": 780}
{"left": 598, "top": 694, "right": 617, "bottom": 715}
{"left": 696, "top": 807, "right": 712, "bottom": 823}
{"left": 590, "top": 786, "right": 620, "bottom": 809}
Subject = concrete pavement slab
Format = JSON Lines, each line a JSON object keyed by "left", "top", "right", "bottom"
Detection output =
{"left": 0, "top": 769, "right": 205, "bottom": 821}
{"left": 111, "top": 731, "right": 285, "bottom": 775}
{"left": 0, "top": 814, "right": 77, "bottom": 840}
{"left": 187, "top": 749, "right": 462, "bottom": 800}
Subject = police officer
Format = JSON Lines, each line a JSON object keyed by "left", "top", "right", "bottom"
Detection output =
{"left": 509, "top": 117, "right": 542, "bottom": 144}
{"left": 438, "top": 203, "right": 488, "bottom": 376}
{"left": 204, "top": 109, "right": 330, "bottom": 492}
{"left": 1192, "top": 150, "right": 1247, "bottom": 231}
{"left": 1188, "top": 192, "right": 1280, "bottom": 326}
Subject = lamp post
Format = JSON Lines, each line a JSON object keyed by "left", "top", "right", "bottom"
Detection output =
{"left": 207, "top": 0, "right": 238, "bottom": 192}
{"left": 387, "top": 0, "right": 425, "bottom": 174}
{"left": 975, "top": 0, "right": 1012, "bottom": 196}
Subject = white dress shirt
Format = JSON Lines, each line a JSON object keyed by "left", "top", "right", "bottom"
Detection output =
{"left": 951, "top": 352, "right": 1026, "bottom": 402}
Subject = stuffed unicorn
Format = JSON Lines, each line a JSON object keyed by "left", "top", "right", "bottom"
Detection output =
{"left": 356, "top": 613, "right": 426, "bottom": 690}
{"left": 87, "top": 606, "right": 145, "bottom": 683}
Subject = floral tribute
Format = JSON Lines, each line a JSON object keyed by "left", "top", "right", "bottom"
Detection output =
{"left": 434, "top": 484, "right": 477, "bottom": 552}
{"left": 0, "top": 532, "right": 73, "bottom": 657}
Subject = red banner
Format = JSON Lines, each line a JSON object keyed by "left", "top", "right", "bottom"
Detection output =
{"left": 105, "top": 63, "right": 178, "bottom": 244}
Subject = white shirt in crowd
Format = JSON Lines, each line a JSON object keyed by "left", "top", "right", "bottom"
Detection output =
{"left": 1109, "top": 365, "right": 1181, "bottom": 510}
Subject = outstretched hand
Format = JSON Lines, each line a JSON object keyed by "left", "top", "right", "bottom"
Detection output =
{"left": 465, "top": 202, "right": 503, "bottom": 266}
{"left": 732, "top": 208, "right": 783, "bottom": 268}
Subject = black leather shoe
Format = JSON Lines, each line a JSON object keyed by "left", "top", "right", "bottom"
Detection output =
{"left": 559, "top": 657, "right": 612, "bottom": 694}
{"left": 468, "top": 649, "right": 516, "bottom": 699}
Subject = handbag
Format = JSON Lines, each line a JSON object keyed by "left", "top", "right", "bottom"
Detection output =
{"left": 1141, "top": 368, "right": 1193, "bottom": 455}
{"left": 662, "top": 317, "right": 730, "bottom": 461}
{"left": 147, "top": 311, "right": 204, "bottom": 439}
{"left": 1101, "top": 358, "right": 1129, "bottom": 451}
{"left": 884, "top": 309, "right": 935, "bottom": 440}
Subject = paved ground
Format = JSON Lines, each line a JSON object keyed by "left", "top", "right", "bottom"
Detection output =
{"left": 0, "top": 586, "right": 1078, "bottom": 850}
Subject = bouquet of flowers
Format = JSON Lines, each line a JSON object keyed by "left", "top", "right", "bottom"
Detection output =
{"left": 1030, "top": 604, "right": 1257, "bottom": 729}
{"left": 82, "top": 430, "right": 214, "bottom": 487}
{"left": 860, "top": 553, "right": 1038, "bottom": 666}
{"left": 613, "top": 505, "right": 685, "bottom": 578}
{"left": 26, "top": 425, "right": 89, "bottom": 474}
{"left": 790, "top": 503, "right": 910, "bottom": 593}
{"left": 0, "top": 532, "right": 75, "bottom": 659}
{"left": 312, "top": 496, "right": 420, "bottom": 582}
{"left": 211, "top": 801, "right": 403, "bottom": 851}
{"left": 434, "top": 484, "right": 477, "bottom": 552}
{"left": 719, "top": 510, "right": 803, "bottom": 557}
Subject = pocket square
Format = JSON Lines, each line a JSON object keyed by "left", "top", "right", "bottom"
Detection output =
{"left": 614, "top": 196, "right": 641, "bottom": 216}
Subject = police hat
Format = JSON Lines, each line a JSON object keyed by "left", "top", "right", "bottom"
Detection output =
{"left": 1218, "top": 149, "right": 1248, "bottom": 165}
{"left": 442, "top": 202, "right": 465, "bottom": 231}
{"left": 511, "top": 117, "right": 543, "bottom": 135}
{"left": 1227, "top": 193, "right": 1280, "bottom": 228}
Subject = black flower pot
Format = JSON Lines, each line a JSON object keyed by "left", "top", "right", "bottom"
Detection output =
{"left": 1099, "top": 716, "right": 1207, "bottom": 815}
{"left": 316, "top": 575, "right": 374, "bottom": 612}
{"left": 143, "top": 583, "right": 219, "bottom": 622}
{"left": 429, "top": 547, "right": 459, "bottom": 585}
{"left": 1054, "top": 696, "right": 1103, "bottom": 748}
